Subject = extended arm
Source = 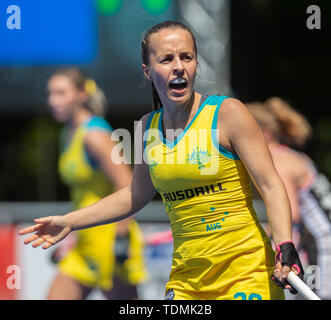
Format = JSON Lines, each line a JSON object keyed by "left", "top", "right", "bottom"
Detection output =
{"left": 19, "top": 114, "right": 157, "bottom": 248}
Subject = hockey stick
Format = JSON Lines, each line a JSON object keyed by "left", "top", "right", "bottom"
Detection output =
{"left": 287, "top": 271, "right": 321, "bottom": 300}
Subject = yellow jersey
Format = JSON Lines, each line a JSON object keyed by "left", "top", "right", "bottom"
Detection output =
{"left": 145, "top": 95, "right": 284, "bottom": 300}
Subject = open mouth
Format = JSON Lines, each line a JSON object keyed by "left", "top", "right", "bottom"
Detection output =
{"left": 168, "top": 78, "right": 188, "bottom": 91}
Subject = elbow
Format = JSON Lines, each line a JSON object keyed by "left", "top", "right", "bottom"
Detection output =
{"left": 257, "top": 176, "right": 286, "bottom": 199}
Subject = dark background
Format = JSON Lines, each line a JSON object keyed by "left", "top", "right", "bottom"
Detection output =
{"left": 231, "top": 0, "right": 331, "bottom": 172}
{"left": 0, "top": 0, "right": 330, "bottom": 201}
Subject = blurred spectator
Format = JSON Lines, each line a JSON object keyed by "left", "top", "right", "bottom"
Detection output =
{"left": 247, "top": 97, "right": 331, "bottom": 299}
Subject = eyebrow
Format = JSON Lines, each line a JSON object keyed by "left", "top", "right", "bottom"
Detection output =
{"left": 157, "top": 50, "right": 195, "bottom": 58}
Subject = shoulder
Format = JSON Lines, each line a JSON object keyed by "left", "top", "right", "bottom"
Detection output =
{"left": 217, "top": 97, "right": 258, "bottom": 134}
{"left": 139, "top": 110, "right": 161, "bottom": 132}
{"left": 84, "top": 117, "right": 114, "bottom": 152}
{"left": 219, "top": 97, "right": 251, "bottom": 119}
{"left": 84, "top": 116, "right": 113, "bottom": 132}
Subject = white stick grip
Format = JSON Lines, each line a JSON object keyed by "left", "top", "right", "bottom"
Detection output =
{"left": 287, "top": 271, "right": 321, "bottom": 300}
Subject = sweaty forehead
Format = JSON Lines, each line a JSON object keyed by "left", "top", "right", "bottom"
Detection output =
{"left": 148, "top": 28, "right": 195, "bottom": 55}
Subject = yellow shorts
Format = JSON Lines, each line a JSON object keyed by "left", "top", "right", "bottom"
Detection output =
{"left": 164, "top": 222, "right": 285, "bottom": 300}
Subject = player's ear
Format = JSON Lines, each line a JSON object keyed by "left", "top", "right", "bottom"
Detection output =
{"left": 142, "top": 64, "right": 152, "bottom": 81}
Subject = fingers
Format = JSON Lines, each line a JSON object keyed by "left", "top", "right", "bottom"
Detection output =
{"left": 18, "top": 217, "right": 60, "bottom": 250}
{"left": 273, "top": 263, "right": 290, "bottom": 282}
{"left": 272, "top": 264, "right": 298, "bottom": 292}
{"left": 280, "top": 265, "right": 291, "bottom": 279}
{"left": 273, "top": 266, "right": 281, "bottom": 282}
{"left": 274, "top": 263, "right": 290, "bottom": 279}
{"left": 23, "top": 233, "right": 54, "bottom": 249}
{"left": 42, "top": 242, "right": 54, "bottom": 250}
{"left": 280, "top": 265, "right": 297, "bottom": 291}
{"left": 32, "top": 237, "right": 46, "bottom": 248}
{"left": 18, "top": 216, "right": 53, "bottom": 235}
{"left": 18, "top": 223, "right": 43, "bottom": 235}
{"left": 291, "top": 264, "right": 301, "bottom": 275}
{"left": 22, "top": 232, "right": 54, "bottom": 249}
{"left": 34, "top": 217, "right": 52, "bottom": 224}
{"left": 23, "top": 233, "right": 40, "bottom": 245}
{"left": 23, "top": 233, "right": 46, "bottom": 247}
{"left": 19, "top": 221, "right": 53, "bottom": 248}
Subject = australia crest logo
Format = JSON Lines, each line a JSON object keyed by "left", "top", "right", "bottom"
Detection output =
{"left": 186, "top": 147, "right": 212, "bottom": 169}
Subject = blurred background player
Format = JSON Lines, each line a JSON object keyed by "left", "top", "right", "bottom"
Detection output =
{"left": 46, "top": 67, "right": 148, "bottom": 299}
{"left": 247, "top": 97, "right": 331, "bottom": 299}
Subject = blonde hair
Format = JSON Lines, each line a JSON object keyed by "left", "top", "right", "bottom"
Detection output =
{"left": 52, "top": 67, "right": 109, "bottom": 116}
{"left": 246, "top": 101, "right": 280, "bottom": 139}
{"left": 247, "top": 97, "right": 312, "bottom": 147}
{"left": 265, "top": 97, "right": 312, "bottom": 147}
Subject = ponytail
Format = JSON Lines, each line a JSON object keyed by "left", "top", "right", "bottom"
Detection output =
{"left": 246, "top": 101, "right": 280, "bottom": 139}
{"left": 265, "top": 97, "right": 312, "bottom": 147}
{"left": 84, "top": 78, "right": 109, "bottom": 116}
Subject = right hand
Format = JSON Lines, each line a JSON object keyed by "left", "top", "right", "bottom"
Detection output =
{"left": 271, "top": 241, "right": 304, "bottom": 294}
{"left": 19, "top": 215, "right": 72, "bottom": 249}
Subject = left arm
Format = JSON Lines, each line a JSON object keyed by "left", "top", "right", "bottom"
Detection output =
{"left": 219, "top": 98, "right": 303, "bottom": 289}
{"left": 219, "top": 98, "right": 292, "bottom": 245}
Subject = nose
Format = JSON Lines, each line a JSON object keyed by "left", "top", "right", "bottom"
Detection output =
{"left": 173, "top": 57, "right": 184, "bottom": 75}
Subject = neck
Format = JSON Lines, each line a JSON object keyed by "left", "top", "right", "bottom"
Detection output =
{"left": 68, "top": 105, "right": 93, "bottom": 128}
{"left": 162, "top": 92, "right": 202, "bottom": 129}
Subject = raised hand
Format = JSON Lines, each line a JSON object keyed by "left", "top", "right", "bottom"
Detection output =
{"left": 19, "top": 215, "right": 72, "bottom": 249}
